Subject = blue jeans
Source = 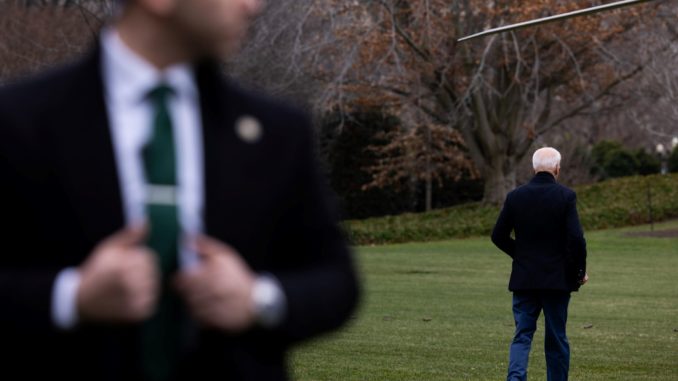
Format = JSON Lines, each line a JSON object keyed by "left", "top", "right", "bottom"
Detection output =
{"left": 507, "top": 291, "right": 571, "bottom": 381}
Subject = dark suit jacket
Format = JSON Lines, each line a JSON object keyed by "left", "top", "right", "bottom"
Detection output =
{"left": 0, "top": 46, "right": 359, "bottom": 380}
{"left": 491, "top": 172, "right": 586, "bottom": 292}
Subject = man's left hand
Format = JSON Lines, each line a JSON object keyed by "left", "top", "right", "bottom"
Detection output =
{"left": 174, "top": 235, "right": 256, "bottom": 332}
{"left": 579, "top": 272, "right": 589, "bottom": 285}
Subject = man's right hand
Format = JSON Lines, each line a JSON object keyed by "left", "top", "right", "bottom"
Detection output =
{"left": 76, "top": 226, "right": 160, "bottom": 323}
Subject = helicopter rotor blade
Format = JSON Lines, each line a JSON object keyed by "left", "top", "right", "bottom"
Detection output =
{"left": 457, "top": 0, "right": 661, "bottom": 43}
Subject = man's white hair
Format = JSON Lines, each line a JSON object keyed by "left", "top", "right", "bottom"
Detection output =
{"left": 532, "top": 147, "right": 561, "bottom": 171}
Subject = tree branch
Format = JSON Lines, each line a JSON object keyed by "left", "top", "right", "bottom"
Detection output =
{"left": 540, "top": 65, "right": 643, "bottom": 133}
{"left": 378, "top": 0, "right": 432, "bottom": 62}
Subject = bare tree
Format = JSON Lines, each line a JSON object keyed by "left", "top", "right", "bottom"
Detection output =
{"left": 227, "top": 0, "right": 334, "bottom": 109}
{"left": 564, "top": 2, "right": 678, "bottom": 158}
{"left": 296, "top": 0, "right": 667, "bottom": 204}
{"left": 628, "top": 4, "right": 678, "bottom": 148}
{"left": 362, "top": 120, "right": 476, "bottom": 212}
{"left": 0, "top": 0, "right": 112, "bottom": 82}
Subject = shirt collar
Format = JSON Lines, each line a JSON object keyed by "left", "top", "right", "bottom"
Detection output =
{"left": 101, "top": 27, "right": 198, "bottom": 106}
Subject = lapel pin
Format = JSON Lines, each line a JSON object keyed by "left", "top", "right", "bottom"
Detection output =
{"left": 235, "top": 115, "right": 263, "bottom": 144}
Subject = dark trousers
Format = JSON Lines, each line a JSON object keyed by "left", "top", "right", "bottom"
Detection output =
{"left": 507, "top": 291, "right": 571, "bottom": 381}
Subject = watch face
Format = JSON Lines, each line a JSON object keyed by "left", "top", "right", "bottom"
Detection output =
{"left": 254, "top": 276, "right": 286, "bottom": 327}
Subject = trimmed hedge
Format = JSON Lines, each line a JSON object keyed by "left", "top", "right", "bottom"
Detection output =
{"left": 345, "top": 173, "right": 678, "bottom": 245}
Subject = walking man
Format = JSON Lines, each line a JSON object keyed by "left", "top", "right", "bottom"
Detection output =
{"left": 492, "top": 147, "right": 588, "bottom": 381}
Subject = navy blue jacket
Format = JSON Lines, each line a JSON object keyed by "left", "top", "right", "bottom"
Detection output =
{"left": 491, "top": 172, "right": 587, "bottom": 292}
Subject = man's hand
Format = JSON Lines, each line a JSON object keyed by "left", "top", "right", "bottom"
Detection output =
{"left": 76, "top": 226, "right": 160, "bottom": 323}
{"left": 174, "top": 235, "right": 256, "bottom": 332}
{"left": 579, "top": 272, "right": 589, "bottom": 285}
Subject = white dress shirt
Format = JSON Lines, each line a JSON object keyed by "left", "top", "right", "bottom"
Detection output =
{"left": 52, "top": 28, "right": 205, "bottom": 329}
{"left": 52, "top": 28, "right": 285, "bottom": 330}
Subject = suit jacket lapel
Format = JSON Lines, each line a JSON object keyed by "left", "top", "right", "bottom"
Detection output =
{"left": 49, "top": 46, "right": 125, "bottom": 249}
{"left": 195, "top": 61, "right": 238, "bottom": 241}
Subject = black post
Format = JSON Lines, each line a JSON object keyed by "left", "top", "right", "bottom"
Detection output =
{"left": 646, "top": 179, "right": 654, "bottom": 232}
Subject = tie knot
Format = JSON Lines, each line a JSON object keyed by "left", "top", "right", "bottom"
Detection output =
{"left": 147, "top": 84, "right": 174, "bottom": 104}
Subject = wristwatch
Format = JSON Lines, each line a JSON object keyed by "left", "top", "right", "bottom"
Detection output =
{"left": 252, "top": 275, "right": 287, "bottom": 328}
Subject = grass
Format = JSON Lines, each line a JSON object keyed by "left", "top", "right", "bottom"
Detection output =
{"left": 347, "top": 173, "right": 678, "bottom": 245}
{"left": 290, "top": 220, "right": 678, "bottom": 380}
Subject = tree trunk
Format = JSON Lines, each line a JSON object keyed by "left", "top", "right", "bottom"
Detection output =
{"left": 425, "top": 175, "right": 432, "bottom": 212}
{"left": 460, "top": 89, "right": 533, "bottom": 206}
{"left": 408, "top": 175, "right": 418, "bottom": 212}
{"left": 481, "top": 157, "right": 518, "bottom": 205}
{"left": 425, "top": 126, "right": 433, "bottom": 212}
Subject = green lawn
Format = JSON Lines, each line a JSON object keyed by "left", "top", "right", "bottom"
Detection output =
{"left": 291, "top": 220, "right": 678, "bottom": 380}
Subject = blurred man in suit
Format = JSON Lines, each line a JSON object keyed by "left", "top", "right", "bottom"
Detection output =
{"left": 0, "top": 0, "right": 359, "bottom": 380}
{"left": 492, "top": 147, "right": 588, "bottom": 381}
